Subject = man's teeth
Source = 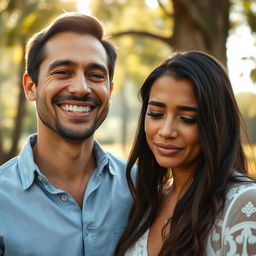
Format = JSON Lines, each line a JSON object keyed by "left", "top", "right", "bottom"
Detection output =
{"left": 61, "top": 105, "right": 91, "bottom": 113}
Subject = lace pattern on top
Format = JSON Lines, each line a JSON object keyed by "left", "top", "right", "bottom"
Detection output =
{"left": 125, "top": 182, "right": 256, "bottom": 256}
{"left": 125, "top": 229, "right": 149, "bottom": 256}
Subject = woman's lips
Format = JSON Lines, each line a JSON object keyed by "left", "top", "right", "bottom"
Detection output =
{"left": 155, "top": 143, "right": 184, "bottom": 156}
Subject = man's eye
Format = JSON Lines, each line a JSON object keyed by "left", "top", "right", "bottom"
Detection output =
{"left": 146, "top": 112, "right": 163, "bottom": 118}
{"left": 53, "top": 70, "right": 72, "bottom": 76}
{"left": 179, "top": 116, "right": 197, "bottom": 124}
{"left": 87, "top": 73, "right": 106, "bottom": 82}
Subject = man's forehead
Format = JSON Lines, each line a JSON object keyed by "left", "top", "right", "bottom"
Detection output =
{"left": 44, "top": 32, "right": 108, "bottom": 65}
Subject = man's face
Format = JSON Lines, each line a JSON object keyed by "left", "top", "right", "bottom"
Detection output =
{"left": 34, "top": 32, "right": 112, "bottom": 141}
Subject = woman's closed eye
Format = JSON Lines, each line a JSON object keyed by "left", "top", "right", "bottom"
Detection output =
{"left": 146, "top": 111, "right": 163, "bottom": 119}
{"left": 147, "top": 111, "right": 197, "bottom": 124}
{"left": 179, "top": 116, "right": 197, "bottom": 124}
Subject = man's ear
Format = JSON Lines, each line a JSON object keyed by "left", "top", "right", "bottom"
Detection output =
{"left": 110, "top": 82, "right": 114, "bottom": 95}
{"left": 23, "top": 73, "right": 36, "bottom": 101}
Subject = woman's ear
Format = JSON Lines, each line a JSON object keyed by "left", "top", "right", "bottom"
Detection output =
{"left": 23, "top": 73, "right": 36, "bottom": 101}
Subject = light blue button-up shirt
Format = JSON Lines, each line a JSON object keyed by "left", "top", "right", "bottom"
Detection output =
{"left": 0, "top": 135, "right": 134, "bottom": 256}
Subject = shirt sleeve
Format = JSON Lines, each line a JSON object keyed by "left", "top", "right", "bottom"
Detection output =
{"left": 222, "top": 186, "right": 256, "bottom": 255}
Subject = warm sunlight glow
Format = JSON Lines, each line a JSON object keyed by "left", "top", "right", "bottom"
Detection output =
{"left": 227, "top": 25, "right": 256, "bottom": 94}
{"left": 145, "top": 0, "right": 158, "bottom": 9}
{"left": 77, "top": 0, "right": 91, "bottom": 15}
{"left": 75, "top": 0, "right": 256, "bottom": 94}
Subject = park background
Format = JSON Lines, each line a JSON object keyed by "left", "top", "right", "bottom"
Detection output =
{"left": 0, "top": 0, "right": 255, "bottom": 176}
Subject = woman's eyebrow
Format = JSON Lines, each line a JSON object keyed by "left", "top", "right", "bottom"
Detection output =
{"left": 177, "top": 106, "right": 198, "bottom": 112}
{"left": 148, "top": 100, "right": 166, "bottom": 107}
{"left": 148, "top": 101, "right": 197, "bottom": 112}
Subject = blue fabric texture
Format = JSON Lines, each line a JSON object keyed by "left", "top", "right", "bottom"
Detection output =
{"left": 0, "top": 134, "right": 134, "bottom": 256}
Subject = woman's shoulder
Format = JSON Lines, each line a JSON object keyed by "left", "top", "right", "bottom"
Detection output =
{"left": 205, "top": 177, "right": 256, "bottom": 255}
{"left": 226, "top": 178, "right": 256, "bottom": 202}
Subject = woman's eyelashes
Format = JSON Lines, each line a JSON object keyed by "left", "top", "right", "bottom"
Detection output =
{"left": 146, "top": 111, "right": 197, "bottom": 124}
{"left": 179, "top": 116, "right": 197, "bottom": 124}
{"left": 146, "top": 111, "right": 163, "bottom": 118}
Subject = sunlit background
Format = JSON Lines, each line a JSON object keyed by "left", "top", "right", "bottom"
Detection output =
{"left": 0, "top": 0, "right": 255, "bottom": 175}
{"left": 75, "top": 0, "right": 256, "bottom": 176}
{"left": 76, "top": 0, "right": 256, "bottom": 94}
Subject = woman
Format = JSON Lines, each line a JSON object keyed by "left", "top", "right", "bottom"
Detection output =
{"left": 116, "top": 51, "right": 256, "bottom": 255}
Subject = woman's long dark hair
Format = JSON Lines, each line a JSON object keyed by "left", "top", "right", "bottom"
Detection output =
{"left": 115, "top": 51, "right": 251, "bottom": 256}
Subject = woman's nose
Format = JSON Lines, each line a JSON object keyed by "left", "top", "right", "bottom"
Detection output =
{"left": 158, "top": 117, "right": 178, "bottom": 138}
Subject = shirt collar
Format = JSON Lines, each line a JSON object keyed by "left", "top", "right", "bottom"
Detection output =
{"left": 18, "top": 134, "right": 41, "bottom": 190}
{"left": 18, "top": 135, "right": 117, "bottom": 190}
{"left": 93, "top": 140, "right": 117, "bottom": 176}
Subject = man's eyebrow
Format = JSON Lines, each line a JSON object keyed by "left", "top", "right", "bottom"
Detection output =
{"left": 148, "top": 101, "right": 166, "bottom": 107}
{"left": 48, "top": 61, "right": 108, "bottom": 76}
{"left": 88, "top": 63, "right": 108, "bottom": 76}
{"left": 48, "top": 60, "right": 76, "bottom": 71}
{"left": 177, "top": 106, "right": 198, "bottom": 112}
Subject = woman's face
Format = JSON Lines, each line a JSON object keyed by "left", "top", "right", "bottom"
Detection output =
{"left": 145, "top": 75, "right": 201, "bottom": 174}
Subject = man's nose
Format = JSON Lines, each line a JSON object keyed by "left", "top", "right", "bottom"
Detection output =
{"left": 68, "top": 73, "right": 91, "bottom": 96}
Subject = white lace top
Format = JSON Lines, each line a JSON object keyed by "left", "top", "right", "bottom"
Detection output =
{"left": 125, "top": 182, "right": 256, "bottom": 256}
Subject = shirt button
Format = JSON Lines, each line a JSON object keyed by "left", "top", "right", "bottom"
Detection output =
{"left": 61, "top": 195, "right": 68, "bottom": 201}
{"left": 37, "top": 175, "right": 43, "bottom": 181}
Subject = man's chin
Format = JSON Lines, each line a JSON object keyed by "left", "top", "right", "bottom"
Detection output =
{"left": 56, "top": 124, "right": 96, "bottom": 142}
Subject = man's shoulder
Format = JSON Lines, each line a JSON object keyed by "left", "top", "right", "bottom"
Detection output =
{"left": 0, "top": 156, "right": 22, "bottom": 192}
{"left": 106, "top": 152, "right": 127, "bottom": 165}
{"left": 0, "top": 156, "right": 19, "bottom": 175}
{"left": 105, "top": 152, "right": 137, "bottom": 180}
{"left": 106, "top": 152, "right": 127, "bottom": 174}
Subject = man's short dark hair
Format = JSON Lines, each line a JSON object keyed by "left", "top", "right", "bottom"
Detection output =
{"left": 25, "top": 12, "right": 117, "bottom": 84}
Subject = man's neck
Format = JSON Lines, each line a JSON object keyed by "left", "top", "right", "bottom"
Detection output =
{"left": 33, "top": 130, "right": 96, "bottom": 208}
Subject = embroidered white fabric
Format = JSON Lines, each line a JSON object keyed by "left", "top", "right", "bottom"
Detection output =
{"left": 125, "top": 229, "right": 149, "bottom": 256}
{"left": 125, "top": 182, "right": 256, "bottom": 256}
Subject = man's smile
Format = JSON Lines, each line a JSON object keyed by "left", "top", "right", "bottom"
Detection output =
{"left": 60, "top": 104, "right": 92, "bottom": 113}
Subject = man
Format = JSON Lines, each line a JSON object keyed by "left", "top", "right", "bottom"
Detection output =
{"left": 0, "top": 12, "right": 134, "bottom": 256}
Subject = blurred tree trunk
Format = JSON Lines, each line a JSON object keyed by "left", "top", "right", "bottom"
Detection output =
{"left": 9, "top": 36, "right": 27, "bottom": 159}
{"left": 113, "top": 0, "right": 230, "bottom": 65}
{"left": 171, "top": 0, "right": 229, "bottom": 65}
{"left": 109, "top": 0, "right": 230, "bottom": 151}
{"left": 0, "top": 44, "right": 26, "bottom": 164}
{"left": 0, "top": 1, "right": 28, "bottom": 164}
{"left": 120, "top": 81, "right": 129, "bottom": 152}
{"left": 0, "top": 0, "right": 76, "bottom": 164}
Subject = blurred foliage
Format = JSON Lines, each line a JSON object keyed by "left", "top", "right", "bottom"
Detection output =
{"left": 91, "top": 0, "right": 256, "bottom": 148}
{"left": 89, "top": 0, "right": 256, "bottom": 85}
{"left": 91, "top": 0, "right": 171, "bottom": 147}
{"left": 0, "top": 0, "right": 256, "bottom": 163}
{"left": 234, "top": 0, "right": 256, "bottom": 83}
{"left": 242, "top": 0, "right": 256, "bottom": 32}
{"left": 236, "top": 93, "right": 256, "bottom": 143}
{"left": 0, "top": 0, "right": 77, "bottom": 163}
{"left": 91, "top": 0, "right": 171, "bottom": 90}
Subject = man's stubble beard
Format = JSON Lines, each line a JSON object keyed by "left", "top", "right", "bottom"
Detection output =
{"left": 36, "top": 101, "right": 109, "bottom": 141}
